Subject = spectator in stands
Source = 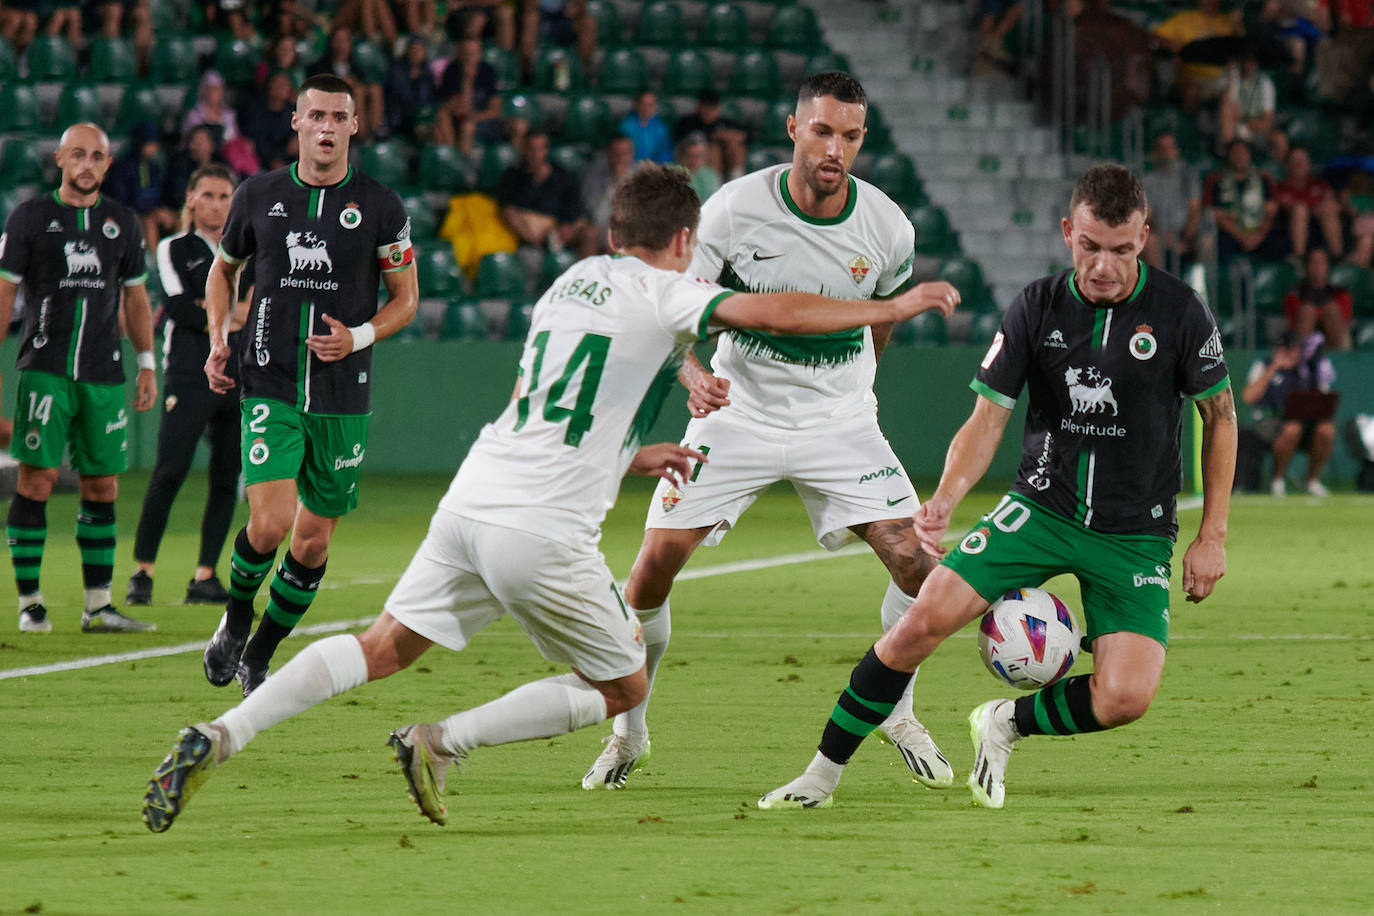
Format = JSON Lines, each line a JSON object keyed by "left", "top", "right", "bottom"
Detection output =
{"left": 619, "top": 90, "right": 674, "bottom": 164}
{"left": 1142, "top": 131, "right": 1202, "bottom": 271}
{"left": 1069, "top": 0, "right": 1154, "bottom": 124}
{"left": 332, "top": 0, "right": 399, "bottom": 48}
{"left": 433, "top": 34, "right": 503, "bottom": 154}
{"left": 1241, "top": 329, "right": 1338, "bottom": 496}
{"left": 673, "top": 90, "right": 748, "bottom": 182}
{"left": 256, "top": 33, "right": 308, "bottom": 89}
{"left": 95, "top": 1, "right": 153, "bottom": 73}
{"left": 976, "top": 0, "right": 1023, "bottom": 64}
{"left": 445, "top": 1, "right": 516, "bottom": 52}
{"left": 307, "top": 25, "right": 385, "bottom": 139}
{"left": 40, "top": 1, "right": 83, "bottom": 48}
{"left": 1205, "top": 139, "right": 1287, "bottom": 263}
{"left": 1285, "top": 246, "right": 1354, "bottom": 349}
{"left": 1, "top": 3, "right": 39, "bottom": 53}
{"left": 394, "top": 0, "right": 440, "bottom": 40}
{"left": 495, "top": 129, "right": 586, "bottom": 252}
{"left": 1338, "top": 170, "right": 1374, "bottom": 268}
{"left": 579, "top": 133, "right": 635, "bottom": 256}
{"left": 1255, "top": 0, "right": 1329, "bottom": 78}
{"left": 519, "top": 0, "right": 596, "bottom": 72}
{"left": 1152, "top": 0, "right": 1244, "bottom": 110}
{"left": 164, "top": 125, "right": 227, "bottom": 213}
{"left": 1217, "top": 49, "right": 1277, "bottom": 152}
{"left": 675, "top": 132, "right": 720, "bottom": 203}
{"left": 107, "top": 121, "right": 179, "bottom": 251}
{"left": 181, "top": 70, "right": 241, "bottom": 147}
{"left": 241, "top": 69, "right": 298, "bottom": 171}
{"left": 1275, "top": 145, "right": 1344, "bottom": 259}
{"left": 386, "top": 35, "right": 440, "bottom": 141}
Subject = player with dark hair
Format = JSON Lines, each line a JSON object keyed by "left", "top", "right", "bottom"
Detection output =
{"left": 0, "top": 122, "right": 159, "bottom": 634}
{"left": 582, "top": 71, "right": 960, "bottom": 791}
{"left": 139, "top": 163, "right": 959, "bottom": 832}
{"left": 199, "top": 73, "right": 418, "bottom": 697}
{"left": 759, "top": 163, "right": 1237, "bottom": 810}
{"left": 127, "top": 165, "right": 253, "bottom": 607}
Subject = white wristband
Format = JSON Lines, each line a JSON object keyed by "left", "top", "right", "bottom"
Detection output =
{"left": 348, "top": 322, "right": 377, "bottom": 353}
{"left": 136, "top": 351, "right": 156, "bottom": 371}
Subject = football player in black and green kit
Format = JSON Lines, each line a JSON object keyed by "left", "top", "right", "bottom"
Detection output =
{"left": 0, "top": 122, "right": 160, "bottom": 634}
{"left": 201, "top": 74, "right": 417, "bottom": 696}
{"left": 760, "top": 163, "right": 1238, "bottom": 811}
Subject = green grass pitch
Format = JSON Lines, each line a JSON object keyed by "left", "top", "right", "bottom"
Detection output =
{"left": 1, "top": 474, "right": 1371, "bottom": 915}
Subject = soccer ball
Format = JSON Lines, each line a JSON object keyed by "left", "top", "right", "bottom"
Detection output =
{"left": 977, "top": 588, "right": 1081, "bottom": 691}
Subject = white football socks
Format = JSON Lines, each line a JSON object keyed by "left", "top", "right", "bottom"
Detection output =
{"left": 437, "top": 672, "right": 608, "bottom": 757}
{"left": 612, "top": 599, "right": 669, "bottom": 742}
{"left": 879, "top": 579, "right": 918, "bottom": 725}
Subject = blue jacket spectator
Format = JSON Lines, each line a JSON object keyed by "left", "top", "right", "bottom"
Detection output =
{"left": 619, "top": 91, "right": 674, "bottom": 164}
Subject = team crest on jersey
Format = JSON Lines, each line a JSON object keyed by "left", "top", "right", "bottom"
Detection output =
{"left": 339, "top": 204, "right": 362, "bottom": 229}
{"left": 165, "top": 395, "right": 178, "bottom": 412}
{"left": 64, "top": 240, "right": 101, "bottom": 275}
{"left": 960, "top": 527, "right": 990, "bottom": 554}
{"left": 661, "top": 484, "right": 683, "bottom": 513}
{"left": 102, "top": 219, "right": 120, "bottom": 239}
{"left": 1064, "top": 365, "right": 1118, "bottom": 416}
{"left": 268, "top": 201, "right": 288, "bottom": 217}
{"left": 285, "top": 232, "right": 332, "bottom": 272}
{"left": 386, "top": 243, "right": 406, "bottom": 266}
{"left": 45, "top": 220, "right": 63, "bottom": 233}
{"left": 848, "top": 254, "right": 872, "bottom": 286}
{"left": 1129, "top": 324, "right": 1157, "bottom": 361}
{"left": 24, "top": 429, "right": 41, "bottom": 450}
{"left": 1043, "top": 329, "right": 1067, "bottom": 349}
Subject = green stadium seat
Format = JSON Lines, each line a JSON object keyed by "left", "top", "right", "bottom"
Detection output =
{"left": 117, "top": 84, "right": 165, "bottom": 131}
{"left": 766, "top": 4, "right": 822, "bottom": 53}
{"left": 745, "top": 147, "right": 782, "bottom": 172}
{"left": 866, "top": 152, "right": 923, "bottom": 208}
{"left": 541, "top": 248, "right": 578, "bottom": 288}
{"left": 548, "top": 143, "right": 588, "bottom": 176}
{"left": 439, "top": 301, "right": 486, "bottom": 339}
{"left": 637, "top": 1, "right": 685, "bottom": 47}
{"left": 662, "top": 49, "right": 715, "bottom": 97}
{"left": 25, "top": 36, "right": 77, "bottom": 82}
{"left": 0, "top": 188, "right": 31, "bottom": 225}
{"left": 804, "top": 50, "right": 851, "bottom": 76}
{"left": 560, "top": 94, "right": 612, "bottom": 144}
{"left": 90, "top": 37, "right": 137, "bottom": 82}
{"left": 213, "top": 38, "right": 258, "bottom": 87}
{"left": 938, "top": 257, "right": 991, "bottom": 312}
{"left": 418, "top": 143, "right": 471, "bottom": 195}
{"left": 53, "top": 85, "right": 105, "bottom": 134}
{"left": 908, "top": 311, "right": 949, "bottom": 346}
{"left": 597, "top": 48, "right": 649, "bottom": 95}
{"left": 149, "top": 35, "right": 198, "bottom": 84}
{"left": 0, "top": 83, "right": 43, "bottom": 134}
{"left": 0, "top": 37, "right": 15, "bottom": 82}
{"left": 476, "top": 251, "right": 528, "bottom": 300}
{"left": 1284, "top": 109, "right": 1338, "bottom": 160}
{"left": 585, "top": 0, "right": 624, "bottom": 49}
{"left": 910, "top": 205, "right": 959, "bottom": 257}
{"left": 482, "top": 46, "right": 520, "bottom": 92}
{"left": 698, "top": 2, "right": 749, "bottom": 50}
{"left": 863, "top": 103, "right": 894, "bottom": 153}
{"left": 728, "top": 48, "right": 780, "bottom": 99}
{"left": 505, "top": 301, "right": 534, "bottom": 340}
{"left": 760, "top": 98, "right": 793, "bottom": 146}
{"left": 476, "top": 143, "right": 520, "bottom": 190}
{"left": 0, "top": 142, "right": 46, "bottom": 188}
{"left": 967, "top": 310, "right": 1004, "bottom": 344}
{"left": 503, "top": 92, "right": 545, "bottom": 130}
{"left": 149, "top": 0, "right": 185, "bottom": 31}
{"left": 359, "top": 140, "right": 413, "bottom": 188}
{"left": 400, "top": 195, "right": 439, "bottom": 241}
{"left": 532, "top": 46, "right": 585, "bottom": 93}
{"left": 1252, "top": 260, "right": 1299, "bottom": 315}
{"left": 1330, "top": 263, "right": 1374, "bottom": 317}
{"left": 351, "top": 41, "right": 390, "bottom": 84}
{"left": 417, "top": 245, "right": 465, "bottom": 299}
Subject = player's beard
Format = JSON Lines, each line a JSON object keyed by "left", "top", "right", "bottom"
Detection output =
{"left": 67, "top": 172, "right": 103, "bottom": 196}
{"left": 798, "top": 157, "right": 847, "bottom": 200}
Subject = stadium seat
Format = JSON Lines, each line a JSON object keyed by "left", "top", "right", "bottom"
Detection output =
{"left": 1284, "top": 110, "right": 1338, "bottom": 160}
{"left": 90, "top": 37, "right": 137, "bottom": 82}
{"left": 908, "top": 311, "right": 949, "bottom": 346}
{"left": 439, "top": 301, "right": 486, "bottom": 339}
{"left": 482, "top": 46, "right": 520, "bottom": 92}
{"left": 0, "top": 188, "right": 29, "bottom": 225}
{"left": 865, "top": 152, "right": 923, "bottom": 208}
{"left": 727, "top": 48, "right": 780, "bottom": 99}
{"left": 117, "top": 84, "right": 165, "bottom": 131}
{"left": 476, "top": 251, "right": 529, "bottom": 300}
{"left": 1330, "top": 263, "right": 1374, "bottom": 317}
{"left": 761, "top": 98, "right": 793, "bottom": 146}
{"left": 863, "top": 103, "right": 895, "bottom": 153}
{"left": 476, "top": 143, "right": 520, "bottom": 190}
{"left": 213, "top": 38, "right": 258, "bottom": 87}
{"left": 1252, "top": 260, "right": 1298, "bottom": 315}
{"left": 698, "top": 3, "right": 749, "bottom": 50}
{"left": 149, "top": 0, "right": 185, "bottom": 32}
{"left": 938, "top": 257, "right": 991, "bottom": 312}
{"left": 637, "top": 1, "right": 685, "bottom": 47}
{"left": 0, "top": 83, "right": 43, "bottom": 134}
{"left": 597, "top": 48, "right": 649, "bottom": 95}
{"left": 532, "top": 46, "right": 585, "bottom": 93}
{"left": 910, "top": 205, "right": 959, "bottom": 258}
{"left": 359, "top": 140, "right": 413, "bottom": 188}
{"left": 149, "top": 35, "right": 198, "bottom": 84}
{"left": 400, "top": 195, "right": 439, "bottom": 241}
{"left": 804, "top": 50, "right": 852, "bottom": 77}
{"left": 0, "top": 37, "right": 15, "bottom": 82}
{"left": 0, "top": 142, "right": 47, "bottom": 188}
{"left": 662, "top": 49, "right": 715, "bottom": 97}
{"left": 560, "top": 94, "right": 612, "bottom": 144}
{"left": 541, "top": 248, "right": 578, "bottom": 288}
{"left": 24, "top": 36, "right": 77, "bottom": 82}
{"left": 503, "top": 92, "right": 545, "bottom": 130}
{"left": 967, "top": 310, "right": 1004, "bottom": 344}
{"left": 745, "top": 147, "right": 783, "bottom": 173}
{"left": 418, "top": 246, "right": 465, "bottom": 299}
{"left": 766, "top": 4, "right": 822, "bottom": 53}
{"left": 351, "top": 41, "right": 390, "bottom": 84}
{"left": 505, "top": 301, "right": 534, "bottom": 340}
{"left": 418, "top": 144, "right": 471, "bottom": 195}
{"left": 548, "top": 143, "right": 588, "bottom": 176}
{"left": 53, "top": 85, "right": 105, "bottom": 134}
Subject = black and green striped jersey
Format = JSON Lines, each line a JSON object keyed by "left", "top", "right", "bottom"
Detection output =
{"left": 972, "top": 264, "right": 1231, "bottom": 539}
{"left": 219, "top": 163, "right": 413, "bottom": 415}
{"left": 0, "top": 191, "right": 147, "bottom": 383}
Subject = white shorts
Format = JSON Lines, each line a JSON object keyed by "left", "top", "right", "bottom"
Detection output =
{"left": 644, "top": 411, "right": 919, "bottom": 550}
{"left": 385, "top": 509, "right": 646, "bottom": 682}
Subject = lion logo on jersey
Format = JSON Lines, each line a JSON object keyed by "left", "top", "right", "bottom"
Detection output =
{"left": 1064, "top": 366, "right": 1118, "bottom": 416}
{"left": 285, "top": 231, "right": 333, "bottom": 273}
{"left": 64, "top": 241, "right": 101, "bottom": 275}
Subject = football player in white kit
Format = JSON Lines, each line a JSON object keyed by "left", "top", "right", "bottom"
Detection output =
{"left": 140, "top": 164, "right": 960, "bottom": 831}
{"left": 583, "top": 72, "right": 959, "bottom": 792}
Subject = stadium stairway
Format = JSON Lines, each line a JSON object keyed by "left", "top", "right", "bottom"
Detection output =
{"left": 812, "top": 0, "right": 1074, "bottom": 312}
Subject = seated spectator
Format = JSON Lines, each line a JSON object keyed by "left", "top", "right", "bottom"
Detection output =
{"left": 241, "top": 69, "right": 298, "bottom": 171}
{"left": 676, "top": 132, "right": 720, "bottom": 203}
{"left": 164, "top": 125, "right": 228, "bottom": 211}
{"left": 256, "top": 34, "right": 308, "bottom": 89}
{"left": 1142, "top": 131, "right": 1202, "bottom": 271}
{"left": 495, "top": 129, "right": 586, "bottom": 252}
{"left": 394, "top": 0, "right": 440, "bottom": 40}
{"left": 1338, "top": 171, "right": 1374, "bottom": 268}
{"left": 332, "top": 0, "right": 398, "bottom": 47}
{"left": 1070, "top": 0, "right": 1154, "bottom": 124}
{"left": 520, "top": 0, "right": 596, "bottom": 72}
{"left": 94, "top": 1, "right": 154, "bottom": 73}
{"left": 1240, "top": 329, "right": 1338, "bottom": 496}
{"left": 1152, "top": 0, "right": 1244, "bottom": 110}
{"left": 674, "top": 90, "right": 748, "bottom": 182}
{"left": 1284, "top": 247, "right": 1354, "bottom": 349}
{"left": 578, "top": 133, "right": 636, "bottom": 256}
{"left": 41, "top": 0, "right": 83, "bottom": 49}
{"left": 445, "top": 1, "right": 516, "bottom": 51}
{"left": 619, "top": 90, "right": 673, "bottom": 164}
{"left": 307, "top": 25, "right": 385, "bottom": 139}
{"left": 1204, "top": 138, "right": 1287, "bottom": 263}
{"left": 386, "top": 35, "right": 440, "bottom": 140}
{"left": 1, "top": 3, "right": 39, "bottom": 54}
{"left": 1218, "top": 49, "right": 1276, "bottom": 151}
{"left": 433, "top": 34, "right": 503, "bottom": 154}
{"left": 106, "top": 121, "right": 178, "bottom": 250}
{"left": 1255, "top": 0, "right": 1329, "bottom": 77}
{"left": 976, "top": 0, "right": 1023, "bottom": 64}
{"left": 1274, "top": 146, "right": 1343, "bottom": 258}
{"left": 181, "top": 70, "right": 240, "bottom": 146}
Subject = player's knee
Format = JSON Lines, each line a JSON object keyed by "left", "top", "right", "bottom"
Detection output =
{"left": 1090, "top": 679, "right": 1155, "bottom": 727}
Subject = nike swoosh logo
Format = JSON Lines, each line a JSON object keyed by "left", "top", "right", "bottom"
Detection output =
{"left": 886, "top": 495, "right": 911, "bottom": 506}
{"left": 186, "top": 259, "right": 207, "bottom": 270}
{"left": 752, "top": 252, "right": 784, "bottom": 261}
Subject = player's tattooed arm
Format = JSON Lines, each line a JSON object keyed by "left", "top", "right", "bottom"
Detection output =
{"left": 1185, "top": 384, "right": 1237, "bottom": 602}
{"left": 1196, "top": 385, "right": 1237, "bottom": 425}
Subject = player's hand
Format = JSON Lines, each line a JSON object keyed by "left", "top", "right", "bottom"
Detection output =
{"left": 205, "top": 340, "right": 235, "bottom": 394}
{"left": 134, "top": 368, "right": 158, "bottom": 412}
{"left": 306, "top": 313, "right": 354, "bottom": 362}
{"left": 913, "top": 493, "right": 955, "bottom": 559}
{"left": 686, "top": 372, "right": 730, "bottom": 418}
{"left": 890, "top": 281, "right": 960, "bottom": 322}
{"left": 629, "top": 442, "right": 706, "bottom": 488}
{"left": 1181, "top": 533, "right": 1226, "bottom": 603}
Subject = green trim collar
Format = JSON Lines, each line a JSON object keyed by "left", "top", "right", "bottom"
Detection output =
{"left": 290, "top": 162, "right": 354, "bottom": 189}
{"left": 779, "top": 168, "right": 857, "bottom": 226}
{"left": 1068, "top": 260, "right": 1147, "bottom": 307}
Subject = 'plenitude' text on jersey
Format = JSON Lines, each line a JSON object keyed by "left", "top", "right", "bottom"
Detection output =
{"left": 973, "top": 264, "right": 1230, "bottom": 538}
{"left": 692, "top": 164, "right": 914, "bottom": 430}
{"left": 443, "top": 255, "right": 731, "bottom": 544}
{"left": 218, "top": 163, "right": 413, "bottom": 415}
{"left": 0, "top": 191, "right": 147, "bottom": 383}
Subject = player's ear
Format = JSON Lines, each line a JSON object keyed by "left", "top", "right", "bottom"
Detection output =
{"left": 1060, "top": 216, "right": 1073, "bottom": 249}
{"left": 786, "top": 114, "right": 797, "bottom": 143}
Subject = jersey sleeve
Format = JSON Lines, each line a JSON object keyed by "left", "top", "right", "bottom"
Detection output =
{"left": 1178, "top": 292, "right": 1231, "bottom": 400}
{"left": 219, "top": 181, "right": 256, "bottom": 264}
{"left": 0, "top": 202, "right": 35, "bottom": 283}
{"left": 158, "top": 236, "right": 206, "bottom": 331}
{"left": 375, "top": 189, "right": 415, "bottom": 273}
{"left": 875, "top": 208, "right": 915, "bottom": 297}
{"left": 688, "top": 189, "right": 730, "bottom": 283}
{"left": 970, "top": 285, "right": 1036, "bottom": 408}
{"left": 653, "top": 272, "right": 734, "bottom": 342}
{"left": 119, "top": 211, "right": 148, "bottom": 287}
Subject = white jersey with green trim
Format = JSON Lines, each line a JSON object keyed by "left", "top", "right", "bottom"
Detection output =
{"left": 692, "top": 164, "right": 915, "bottom": 431}
{"left": 442, "top": 255, "right": 731, "bottom": 544}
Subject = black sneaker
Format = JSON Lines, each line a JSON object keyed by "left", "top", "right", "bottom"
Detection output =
{"left": 142, "top": 724, "right": 221, "bottom": 833}
{"left": 203, "top": 613, "right": 247, "bottom": 686}
{"left": 185, "top": 576, "right": 230, "bottom": 604}
{"left": 237, "top": 659, "right": 269, "bottom": 698}
{"left": 127, "top": 570, "right": 153, "bottom": 605}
